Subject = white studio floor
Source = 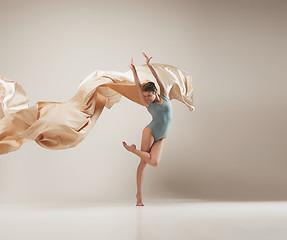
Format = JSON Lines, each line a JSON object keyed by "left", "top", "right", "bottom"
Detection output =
{"left": 0, "top": 199, "right": 286, "bottom": 240}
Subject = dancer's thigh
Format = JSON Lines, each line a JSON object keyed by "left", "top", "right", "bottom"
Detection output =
{"left": 141, "top": 127, "right": 154, "bottom": 152}
{"left": 150, "top": 139, "right": 165, "bottom": 165}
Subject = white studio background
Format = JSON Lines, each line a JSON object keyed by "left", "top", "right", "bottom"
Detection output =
{"left": 0, "top": 0, "right": 286, "bottom": 202}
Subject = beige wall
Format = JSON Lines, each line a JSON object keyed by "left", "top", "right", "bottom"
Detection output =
{"left": 0, "top": 0, "right": 286, "bottom": 202}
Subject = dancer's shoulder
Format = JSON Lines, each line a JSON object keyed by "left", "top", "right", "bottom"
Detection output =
{"left": 160, "top": 93, "right": 170, "bottom": 100}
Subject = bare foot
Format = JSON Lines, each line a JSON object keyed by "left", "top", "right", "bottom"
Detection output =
{"left": 136, "top": 193, "right": 144, "bottom": 206}
{"left": 122, "top": 141, "right": 136, "bottom": 152}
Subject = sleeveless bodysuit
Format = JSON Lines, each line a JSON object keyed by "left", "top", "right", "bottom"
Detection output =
{"left": 146, "top": 94, "right": 172, "bottom": 141}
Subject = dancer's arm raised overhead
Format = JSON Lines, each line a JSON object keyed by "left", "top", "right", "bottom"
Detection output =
{"left": 129, "top": 57, "right": 150, "bottom": 107}
{"left": 142, "top": 52, "right": 168, "bottom": 97}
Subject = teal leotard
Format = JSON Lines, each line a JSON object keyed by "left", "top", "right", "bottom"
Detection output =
{"left": 146, "top": 94, "right": 172, "bottom": 141}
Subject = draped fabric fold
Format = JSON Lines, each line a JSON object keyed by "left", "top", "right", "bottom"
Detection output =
{"left": 0, "top": 63, "right": 194, "bottom": 155}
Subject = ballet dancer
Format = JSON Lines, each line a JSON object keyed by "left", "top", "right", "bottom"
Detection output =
{"left": 122, "top": 52, "right": 172, "bottom": 206}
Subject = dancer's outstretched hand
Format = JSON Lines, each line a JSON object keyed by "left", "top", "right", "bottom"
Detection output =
{"left": 129, "top": 57, "right": 136, "bottom": 71}
{"left": 142, "top": 52, "right": 152, "bottom": 65}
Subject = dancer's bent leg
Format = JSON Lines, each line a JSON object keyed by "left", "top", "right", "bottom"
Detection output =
{"left": 124, "top": 138, "right": 165, "bottom": 167}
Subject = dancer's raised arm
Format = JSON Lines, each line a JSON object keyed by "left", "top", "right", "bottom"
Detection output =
{"left": 142, "top": 52, "right": 168, "bottom": 97}
{"left": 129, "top": 57, "right": 149, "bottom": 107}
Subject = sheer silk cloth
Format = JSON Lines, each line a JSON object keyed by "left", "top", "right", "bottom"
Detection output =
{"left": 0, "top": 63, "right": 194, "bottom": 155}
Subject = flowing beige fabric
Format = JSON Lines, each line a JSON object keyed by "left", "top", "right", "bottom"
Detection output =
{"left": 0, "top": 63, "right": 194, "bottom": 155}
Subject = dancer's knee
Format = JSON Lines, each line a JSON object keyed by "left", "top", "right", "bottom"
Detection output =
{"left": 150, "top": 160, "right": 159, "bottom": 167}
{"left": 140, "top": 159, "right": 148, "bottom": 167}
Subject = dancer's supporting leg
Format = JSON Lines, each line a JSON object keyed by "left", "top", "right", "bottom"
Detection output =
{"left": 135, "top": 127, "right": 154, "bottom": 206}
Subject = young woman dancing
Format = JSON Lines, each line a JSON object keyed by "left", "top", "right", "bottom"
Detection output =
{"left": 122, "top": 52, "right": 172, "bottom": 206}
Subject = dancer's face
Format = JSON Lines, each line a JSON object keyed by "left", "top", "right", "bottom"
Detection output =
{"left": 143, "top": 91, "right": 156, "bottom": 103}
